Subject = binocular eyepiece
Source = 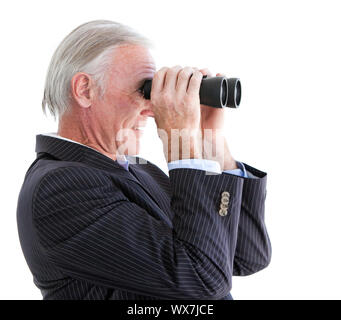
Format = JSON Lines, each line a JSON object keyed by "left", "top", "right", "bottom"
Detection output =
{"left": 140, "top": 76, "right": 241, "bottom": 108}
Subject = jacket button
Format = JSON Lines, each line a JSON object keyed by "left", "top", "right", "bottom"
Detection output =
{"left": 221, "top": 191, "right": 230, "bottom": 198}
{"left": 219, "top": 191, "right": 230, "bottom": 216}
{"left": 219, "top": 208, "right": 228, "bottom": 216}
{"left": 221, "top": 196, "right": 229, "bottom": 205}
{"left": 220, "top": 203, "right": 228, "bottom": 209}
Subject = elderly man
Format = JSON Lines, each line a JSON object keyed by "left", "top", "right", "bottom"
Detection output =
{"left": 17, "top": 20, "right": 271, "bottom": 300}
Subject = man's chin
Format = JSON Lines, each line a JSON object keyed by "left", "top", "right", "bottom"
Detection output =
{"left": 116, "top": 129, "right": 141, "bottom": 156}
{"left": 117, "top": 143, "right": 140, "bottom": 157}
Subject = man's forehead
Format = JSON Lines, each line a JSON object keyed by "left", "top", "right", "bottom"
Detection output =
{"left": 110, "top": 44, "right": 155, "bottom": 75}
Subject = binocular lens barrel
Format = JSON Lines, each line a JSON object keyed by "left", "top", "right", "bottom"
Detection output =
{"left": 141, "top": 76, "right": 241, "bottom": 108}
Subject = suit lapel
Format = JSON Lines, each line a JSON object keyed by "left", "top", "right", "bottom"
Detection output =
{"left": 128, "top": 160, "right": 173, "bottom": 227}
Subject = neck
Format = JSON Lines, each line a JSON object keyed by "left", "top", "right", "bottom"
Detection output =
{"left": 58, "top": 109, "right": 118, "bottom": 161}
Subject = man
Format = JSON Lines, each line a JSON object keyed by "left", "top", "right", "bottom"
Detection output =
{"left": 17, "top": 20, "right": 271, "bottom": 300}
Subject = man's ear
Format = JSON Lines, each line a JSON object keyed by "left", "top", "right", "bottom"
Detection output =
{"left": 71, "top": 72, "right": 94, "bottom": 108}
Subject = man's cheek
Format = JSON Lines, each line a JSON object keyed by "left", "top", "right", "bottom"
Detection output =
{"left": 117, "top": 93, "right": 144, "bottom": 115}
{"left": 116, "top": 93, "right": 138, "bottom": 109}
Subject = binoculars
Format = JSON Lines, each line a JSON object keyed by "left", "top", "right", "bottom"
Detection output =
{"left": 140, "top": 76, "right": 241, "bottom": 108}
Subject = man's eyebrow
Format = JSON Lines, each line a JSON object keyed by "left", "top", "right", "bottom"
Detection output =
{"left": 133, "top": 66, "right": 155, "bottom": 88}
{"left": 136, "top": 76, "right": 153, "bottom": 89}
{"left": 135, "top": 64, "right": 155, "bottom": 77}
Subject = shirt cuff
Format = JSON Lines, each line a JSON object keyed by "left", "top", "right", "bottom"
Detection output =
{"left": 167, "top": 159, "right": 221, "bottom": 174}
{"left": 222, "top": 161, "right": 248, "bottom": 178}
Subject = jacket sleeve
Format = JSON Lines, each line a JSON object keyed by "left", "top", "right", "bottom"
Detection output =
{"left": 232, "top": 163, "right": 272, "bottom": 276}
{"left": 33, "top": 166, "right": 244, "bottom": 300}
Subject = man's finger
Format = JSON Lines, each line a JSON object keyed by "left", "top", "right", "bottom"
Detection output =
{"left": 151, "top": 67, "right": 169, "bottom": 95}
{"left": 199, "top": 68, "right": 213, "bottom": 78}
{"left": 176, "top": 66, "right": 195, "bottom": 94}
{"left": 163, "top": 65, "right": 182, "bottom": 92}
{"left": 187, "top": 70, "right": 203, "bottom": 96}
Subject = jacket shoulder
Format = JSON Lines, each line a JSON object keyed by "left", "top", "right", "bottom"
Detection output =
{"left": 18, "top": 159, "right": 114, "bottom": 219}
{"left": 29, "top": 160, "right": 114, "bottom": 206}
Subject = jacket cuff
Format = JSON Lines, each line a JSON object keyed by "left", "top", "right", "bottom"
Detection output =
{"left": 240, "top": 162, "right": 267, "bottom": 214}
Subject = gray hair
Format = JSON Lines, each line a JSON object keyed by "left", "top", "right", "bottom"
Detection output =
{"left": 42, "top": 20, "right": 152, "bottom": 118}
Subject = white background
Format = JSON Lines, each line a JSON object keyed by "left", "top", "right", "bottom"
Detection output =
{"left": 1, "top": 0, "right": 340, "bottom": 300}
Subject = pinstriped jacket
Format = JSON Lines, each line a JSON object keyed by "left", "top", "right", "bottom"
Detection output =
{"left": 16, "top": 134, "right": 271, "bottom": 300}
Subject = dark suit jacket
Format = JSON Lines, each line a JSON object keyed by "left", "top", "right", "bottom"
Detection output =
{"left": 16, "top": 134, "right": 271, "bottom": 300}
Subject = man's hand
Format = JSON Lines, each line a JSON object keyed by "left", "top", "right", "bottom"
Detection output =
{"left": 198, "top": 68, "right": 238, "bottom": 171}
{"left": 150, "top": 66, "right": 203, "bottom": 162}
